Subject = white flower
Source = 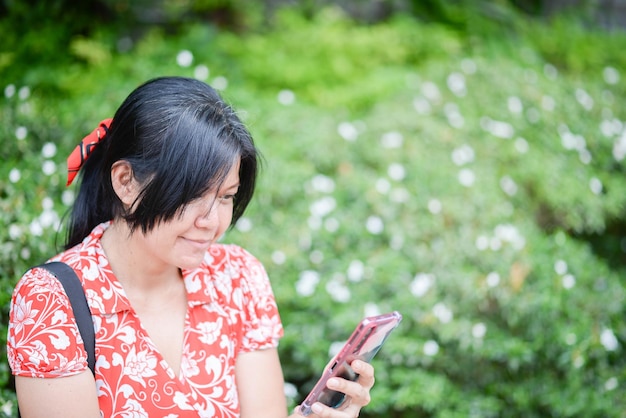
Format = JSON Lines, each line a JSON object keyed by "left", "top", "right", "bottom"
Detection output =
{"left": 61, "top": 190, "right": 75, "bottom": 206}
{"left": 444, "top": 103, "right": 464, "bottom": 128}
{"left": 458, "top": 168, "right": 475, "bottom": 187}
{"left": 9, "top": 168, "right": 20, "bottom": 183}
{"left": 277, "top": 89, "right": 296, "bottom": 105}
{"left": 347, "top": 260, "right": 364, "bottom": 282}
{"left": 542, "top": 95, "right": 555, "bottom": 111}
{"left": 475, "top": 235, "right": 489, "bottom": 251}
{"left": 324, "top": 217, "right": 340, "bottom": 232}
{"left": 500, "top": 176, "right": 518, "bottom": 196}
{"left": 451, "top": 144, "right": 475, "bottom": 166}
{"left": 296, "top": 270, "right": 320, "bottom": 297}
{"left": 562, "top": 274, "right": 576, "bottom": 289}
{"left": 413, "top": 97, "right": 431, "bottom": 114}
{"left": 423, "top": 340, "right": 439, "bottom": 356}
{"left": 365, "top": 216, "right": 384, "bottom": 234}
{"left": 338, "top": 121, "right": 358, "bottom": 141}
{"left": 433, "top": 302, "right": 452, "bottom": 323}
{"left": 589, "top": 177, "right": 603, "bottom": 195}
{"left": 486, "top": 272, "right": 500, "bottom": 287}
{"left": 603, "top": 66, "right": 619, "bottom": 85}
{"left": 284, "top": 382, "right": 299, "bottom": 399}
{"left": 472, "top": 323, "right": 487, "bottom": 339}
{"left": 447, "top": 72, "right": 466, "bottom": 97}
{"left": 235, "top": 217, "right": 253, "bottom": 232}
{"left": 310, "top": 174, "right": 335, "bottom": 193}
{"left": 410, "top": 273, "right": 433, "bottom": 297}
{"left": 600, "top": 328, "right": 619, "bottom": 351}
{"left": 4, "top": 84, "right": 16, "bottom": 98}
{"left": 375, "top": 178, "right": 391, "bottom": 194}
{"left": 42, "top": 197, "right": 54, "bottom": 210}
{"left": 326, "top": 279, "right": 351, "bottom": 303}
{"left": 460, "top": 58, "right": 477, "bottom": 74}
{"left": 481, "top": 117, "right": 514, "bottom": 139}
{"left": 514, "top": 137, "right": 529, "bottom": 153}
{"left": 20, "top": 248, "right": 31, "bottom": 259}
{"left": 329, "top": 341, "right": 346, "bottom": 358}
{"left": 387, "top": 163, "right": 405, "bottom": 181}
{"left": 15, "top": 126, "right": 27, "bottom": 140}
{"left": 507, "top": 96, "right": 523, "bottom": 114}
{"left": 575, "top": 88, "right": 593, "bottom": 111}
{"left": 176, "top": 50, "right": 194, "bottom": 67}
{"left": 604, "top": 377, "right": 619, "bottom": 391}
{"left": 381, "top": 131, "right": 403, "bottom": 148}
{"left": 613, "top": 132, "right": 626, "bottom": 161}
{"left": 427, "top": 199, "right": 442, "bottom": 214}
{"left": 310, "top": 196, "right": 336, "bottom": 218}
{"left": 212, "top": 76, "right": 228, "bottom": 90}
{"left": 18, "top": 86, "right": 30, "bottom": 100}
{"left": 544, "top": 64, "right": 558, "bottom": 79}
{"left": 39, "top": 209, "right": 59, "bottom": 229}
{"left": 554, "top": 259, "right": 568, "bottom": 275}
{"left": 364, "top": 303, "right": 381, "bottom": 317}
{"left": 271, "top": 250, "right": 286, "bottom": 265}
{"left": 421, "top": 81, "right": 441, "bottom": 102}
{"left": 42, "top": 160, "right": 56, "bottom": 175}
{"left": 194, "top": 64, "right": 210, "bottom": 80}
{"left": 41, "top": 142, "right": 57, "bottom": 158}
{"left": 309, "top": 250, "right": 323, "bottom": 264}
{"left": 29, "top": 219, "right": 43, "bottom": 236}
{"left": 8, "top": 224, "right": 22, "bottom": 240}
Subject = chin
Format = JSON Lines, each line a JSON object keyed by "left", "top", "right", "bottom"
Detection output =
{"left": 177, "top": 256, "right": 206, "bottom": 271}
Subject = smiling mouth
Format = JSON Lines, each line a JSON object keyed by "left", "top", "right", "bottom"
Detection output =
{"left": 184, "top": 237, "right": 212, "bottom": 248}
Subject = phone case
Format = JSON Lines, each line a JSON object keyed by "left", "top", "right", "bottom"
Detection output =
{"left": 298, "top": 311, "right": 402, "bottom": 416}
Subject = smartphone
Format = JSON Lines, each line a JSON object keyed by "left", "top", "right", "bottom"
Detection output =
{"left": 298, "top": 311, "right": 403, "bottom": 416}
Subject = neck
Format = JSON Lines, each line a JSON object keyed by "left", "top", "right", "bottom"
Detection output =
{"left": 101, "top": 220, "right": 181, "bottom": 296}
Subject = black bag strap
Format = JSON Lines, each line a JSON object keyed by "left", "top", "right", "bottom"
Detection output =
{"left": 38, "top": 261, "right": 96, "bottom": 375}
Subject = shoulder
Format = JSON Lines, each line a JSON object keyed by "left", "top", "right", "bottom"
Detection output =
{"left": 14, "top": 265, "right": 67, "bottom": 302}
{"left": 9, "top": 266, "right": 89, "bottom": 378}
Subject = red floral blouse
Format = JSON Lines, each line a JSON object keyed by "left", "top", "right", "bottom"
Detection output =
{"left": 8, "top": 222, "right": 283, "bottom": 417}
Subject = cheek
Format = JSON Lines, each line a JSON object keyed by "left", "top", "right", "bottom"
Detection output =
{"left": 221, "top": 205, "right": 234, "bottom": 228}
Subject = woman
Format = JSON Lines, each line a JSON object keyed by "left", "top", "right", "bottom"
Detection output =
{"left": 7, "top": 77, "right": 374, "bottom": 417}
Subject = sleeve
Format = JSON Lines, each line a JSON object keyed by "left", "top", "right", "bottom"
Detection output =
{"left": 7, "top": 267, "right": 89, "bottom": 378}
{"left": 235, "top": 247, "right": 284, "bottom": 353}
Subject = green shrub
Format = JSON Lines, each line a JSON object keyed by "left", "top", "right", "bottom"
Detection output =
{"left": 1, "top": 7, "right": 625, "bottom": 418}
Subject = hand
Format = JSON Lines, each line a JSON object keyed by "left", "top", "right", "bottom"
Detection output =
{"left": 293, "top": 360, "right": 375, "bottom": 418}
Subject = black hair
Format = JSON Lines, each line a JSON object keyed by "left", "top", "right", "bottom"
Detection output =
{"left": 65, "top": 76, "right": 259, "bottom": 249}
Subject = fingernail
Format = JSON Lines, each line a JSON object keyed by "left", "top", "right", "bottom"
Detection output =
{"left": 312, "top": 403, "right": 324, "bottom": 414}
{"left": 327, "top": 378, "right": 340, "bottom": 388}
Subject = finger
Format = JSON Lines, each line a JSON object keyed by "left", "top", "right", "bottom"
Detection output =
{"left": 308, "top": 401, "right": 358, "bottom": 418}
{"left": 350, "top": 360, "right": 375, "bottom": 389}
{"left": 327, "top": 377, "right": 371, "bottom": 408}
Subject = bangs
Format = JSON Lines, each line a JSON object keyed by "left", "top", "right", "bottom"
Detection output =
{"left": 126, "top": 107, "right": 243, "bottom": 232}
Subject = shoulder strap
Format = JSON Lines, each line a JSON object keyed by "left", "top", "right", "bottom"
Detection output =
{"left": 38, "top": 262, "right": 96, "bottom": 375}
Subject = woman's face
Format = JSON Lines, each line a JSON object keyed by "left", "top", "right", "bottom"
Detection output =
{"left": 138, "top": 160, "right": 241, "bottom": 271}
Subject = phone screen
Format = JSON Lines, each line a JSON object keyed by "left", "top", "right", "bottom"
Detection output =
{"left": 298, "top": 311, "right": 402, "bottom": 416}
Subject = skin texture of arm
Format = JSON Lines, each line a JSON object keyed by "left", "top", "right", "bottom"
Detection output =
{"left": 15, "top": 370, "right": 100, "bottom": 418}
{"left": 236, "top": 348, "right": 375, "bottom": 418}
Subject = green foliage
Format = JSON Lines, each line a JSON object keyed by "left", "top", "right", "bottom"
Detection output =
{"left": 1, "top": 4, "right": 626, "bottom": 418}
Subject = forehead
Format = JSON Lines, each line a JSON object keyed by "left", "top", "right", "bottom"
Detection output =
{"left": 222, "top": 160, "right": 240, "bottom": 185}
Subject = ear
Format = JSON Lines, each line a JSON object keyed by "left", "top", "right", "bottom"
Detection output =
{"left": 110, "top": 160, "right": 140, "bottom": 207}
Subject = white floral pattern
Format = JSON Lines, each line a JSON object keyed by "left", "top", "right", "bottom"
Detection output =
{"left": 8, "top": 222, "right": 283, "bottom": 417}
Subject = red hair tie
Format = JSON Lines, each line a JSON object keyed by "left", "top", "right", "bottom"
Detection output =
{"left": 66, "top": 118, "right": 113, "bottom": 186}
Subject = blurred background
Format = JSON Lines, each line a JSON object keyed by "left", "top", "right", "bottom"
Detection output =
{"left": 1, "top": 0, "right": 625, "bottom": 416}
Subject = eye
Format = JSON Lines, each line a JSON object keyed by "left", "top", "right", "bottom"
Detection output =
{"left": 219, "top": 194, "right": 236, "bottom": 203}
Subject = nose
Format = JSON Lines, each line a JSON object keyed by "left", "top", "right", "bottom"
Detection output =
{"left": 194, "top": 200, "right": 220, "bottom": 228}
